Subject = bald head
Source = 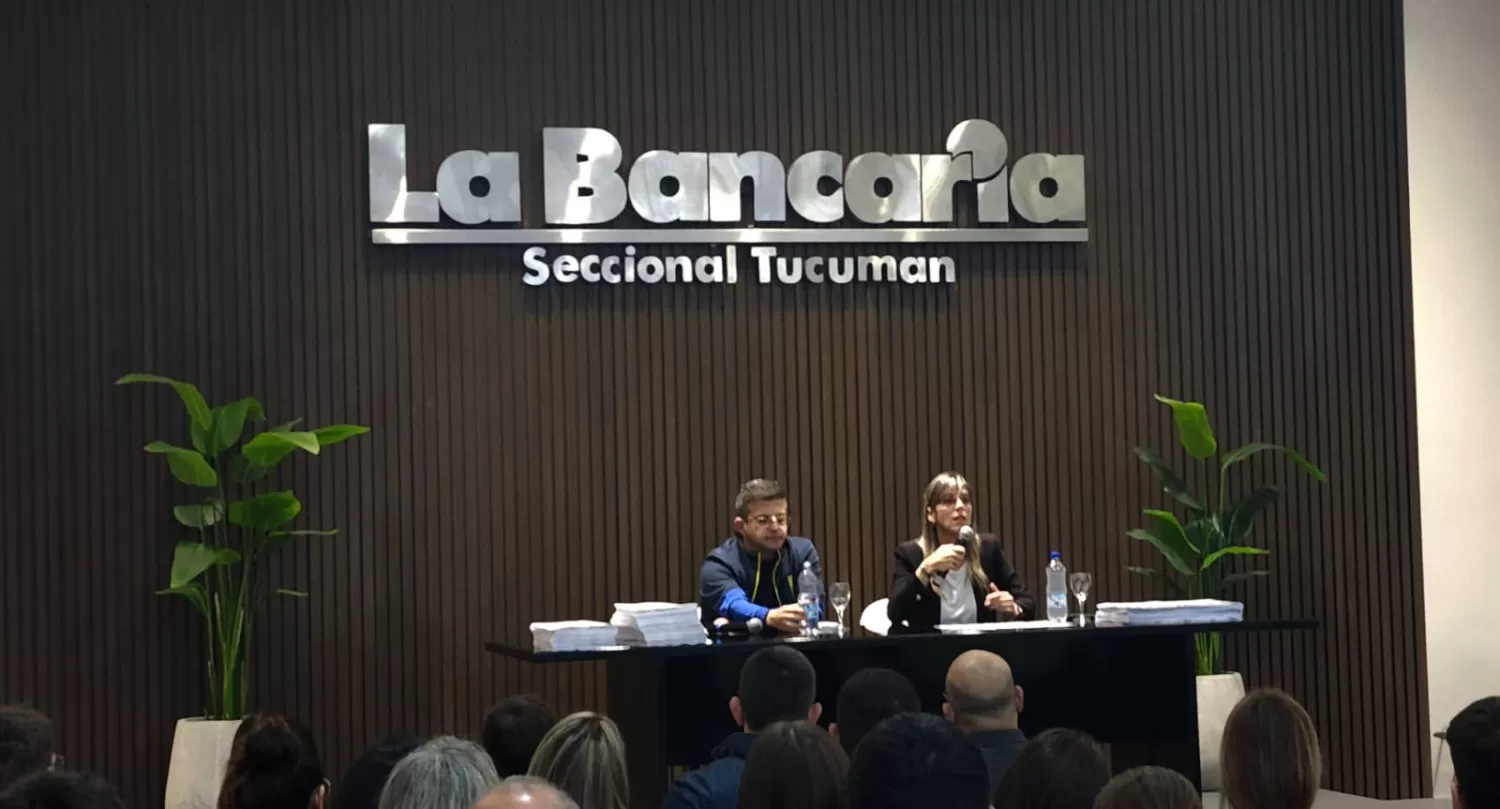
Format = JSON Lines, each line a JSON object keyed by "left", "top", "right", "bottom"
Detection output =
{"left": 944, "top": 651, "right": 1020, "bottom": 731}
{"left": 475, "top": 777, "right": 579, "bottom": 809}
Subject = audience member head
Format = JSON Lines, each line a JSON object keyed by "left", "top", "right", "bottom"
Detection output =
{"left": 1219, "top": 688, "right": 1321, "bottom": 809}
{"left": 481, "top": 695, "right": 558, "bottom": 777}
{"left": 1093, "top": 766, "right": 1201, "bottom": 809}
{"left": 732, "top": 647, "right": 821, "bottom": 732}
{"left": 218, "top": 713, "right": 326, "bottom": 809}
{"left": 0, "top": 771, "right": 122, "bottom": 809}
{"left": 331, "top": 734, "right": 422, "bottom": 809}
{"left": 943, "top": 650, "right": 1023, "bottom": 732}
{"left": 992, "top": 728, "right": 1110, "bottom": 809}
{"left": 830, "top": 668, "right": 921, "bottom": 755}
{"left": 377, "top": 736, "right": 500, "bottom": 809}
{"left": 738, "top": 722, "right": 849, "bottom": 809}
{"left": 847, "top": 713, "right": 989, "bottom": 809}
{"left": 0, "top": 707, "right": 54, "bottom": 792}
{"left": 1445, "top": 696, "right": 1500, "bottom": 809}
{"left": 475, "top": 777, "right": 579, "bottom": 809}
{"left": 525, "top": 712, "right": 627, "bottom": 809}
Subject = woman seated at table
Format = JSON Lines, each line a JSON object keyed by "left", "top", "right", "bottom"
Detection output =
{"left": 888, "top": 471, "right": 1035, "bottom": 633}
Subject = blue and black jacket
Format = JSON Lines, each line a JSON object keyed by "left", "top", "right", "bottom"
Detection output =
{"left": 698, "top": 535, "right": 823, "bottom": 629}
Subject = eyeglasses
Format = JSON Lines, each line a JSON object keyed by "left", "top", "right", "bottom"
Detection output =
{"left": 748, "top": 514, "right": 789, "bottom": 527}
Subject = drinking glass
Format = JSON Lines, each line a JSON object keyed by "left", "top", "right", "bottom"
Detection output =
{"left": 829, "top": 582, "right": 852, "bottom": 636}
{"left": 1069, "top": 572, "right": 1093, "bottom": 625}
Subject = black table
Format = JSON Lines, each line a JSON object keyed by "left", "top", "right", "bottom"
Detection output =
{"left": 487, "top": 619, "right": 1316, "bottom": 808}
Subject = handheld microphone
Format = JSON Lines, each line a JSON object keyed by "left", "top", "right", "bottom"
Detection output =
{"left": 958, "top": 525, "right": 978, "bottom": 553}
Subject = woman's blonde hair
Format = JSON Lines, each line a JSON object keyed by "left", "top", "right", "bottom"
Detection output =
{"left": 526, "top": 712, "right": 628, "bottom": 809}
{"left": 916, "top": 471, "right": 989, "bottom": 590}
{"left": 1219, "top": 689, "right": 1321, "bottom": 809}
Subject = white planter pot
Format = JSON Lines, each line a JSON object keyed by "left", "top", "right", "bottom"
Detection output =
{"left": 164, "top": 718, "right": 243, "bottom": 809}
{"left": 1197, "top": 672, "right": 1245, "bottom": 792}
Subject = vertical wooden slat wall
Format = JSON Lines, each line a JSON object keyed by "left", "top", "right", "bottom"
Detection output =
{"left": 0, "top": 0, "right": 1426, "bottom": 803}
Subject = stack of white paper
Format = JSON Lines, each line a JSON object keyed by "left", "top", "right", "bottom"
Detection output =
{"left": 530, "top": 620, "right": 619, "bottom": 652}
{"left": 1094, "top": 599, "right": 1243, "bottom": 627}
{"left": 610, "top": 602, "right": 708, "bottom": 647}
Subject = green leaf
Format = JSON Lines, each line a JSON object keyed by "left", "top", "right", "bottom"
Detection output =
{"left": 264, "top": 528, "right": 338, "bottom": 557}
{"left": 145, "top": 442, "right": 219, "bottom": 487}
{"left": 156, "top": 581, "right": 210, "bottom": 617}
{"left": 228, "top": 491, "right": 302, "bottom": 531}
{"left": 229, "top": 455, "right": 272, "bottom": 485}
{"left": 1133, "top": 446, "right": 1204, "bottom": 512}
{"left": 1154, "top": 394, "right": 1218, "bottom": 460}
{"left": 269, "top": 419, "right": 304, "bottom": 432}
{"left": 1222, "top": 486, "right": 1282, "bottom": 546}
{"left": 117, "top": 373, "right": 212, "bottom": 431}
{"left": 1201, "top": 545, "right": 1271, "bottom": 570}
{"left": 168, "top": 542, "right": 240, "bottom": 589}
{"left": 1125, "top": 565, "right": 1188, "bottom": 597}
{"left": 241, "top": 431, "right": 320, "bottom": 467}
{"left": 1127, "top": 519, "right": 1195, "bottom": 577}
{"left": 213, "top": 398, "right": 264, "bottom": 455}
{"left": 173, "top": 502, "right": 224, "bottom": 528}
{"left": 1220, "top": 570, "right": 1272, "bottom": 588}
{"left": 1220, "top": 442, "right": 1327, "bottom": 482}
{"left": 312, "top": 424, "right": 369, "bottom": 447}
{"left": 275, "top": 588, "right": 309, "bottom": 598}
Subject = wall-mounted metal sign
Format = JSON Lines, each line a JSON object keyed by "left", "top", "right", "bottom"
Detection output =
{"left": 368, "top": 121, "right": 1086, "bottom": 285}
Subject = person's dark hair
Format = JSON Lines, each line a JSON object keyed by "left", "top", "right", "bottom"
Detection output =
{"left": 1444, "top": 696, "right": 1500, "bottom": 809}
{"left": 847, "top": 713, "right": 989, "bottom": 809}
{"left": 0, "top": 707, "right": 54, "bottom": 792}
{"left": 1093, "top": 766, "right": 1201, "bottom": 809}
{"left": 992, "top": 728, "right": 1110, "bottom": 809}
{"left": 218, "top": 713, "right": 325, "bottom": 809}
{"left": 833, "top": 669, "right": 921, "bottom": 755}
{"left": 1219, "top": 689, "right": 1320, "bottom": 809}
{"left": 0, "top": 771, "right": 123, "bottom": 809}
{"left": 734, "top": 479, "right": 787, "bottom": 519}
{"left": 738, "top": 722, "right": 848, "bottom": 809}
{"left": 331, "top": 735, "right": 422, "bottom": 809}
{"left": 737, "top": 647, "right": 817, "bottom": 731}
{"left": 481, "top": 695, "right": 558, "bottom": 777}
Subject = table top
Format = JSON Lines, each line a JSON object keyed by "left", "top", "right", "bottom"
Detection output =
{"left": 486, "top": 618, "right": 1319, "bottom": 663}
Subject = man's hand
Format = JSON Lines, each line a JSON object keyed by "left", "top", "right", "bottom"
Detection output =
{"left": 767, "top": 605, "right": 808, "bottom": 634}
{"left": 922, "top": 544, "right": 968, "bottom": 576}
{"left": 985, "top": 584, "right": 1022, "bottom": 619}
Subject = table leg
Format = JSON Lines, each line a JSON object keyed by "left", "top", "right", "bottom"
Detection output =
{"left": 607, "top": 655, "right": 667, "bottom": 809}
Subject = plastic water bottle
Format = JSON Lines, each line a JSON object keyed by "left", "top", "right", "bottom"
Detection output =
{"left": 1046, "top": 552, "right": 1069, "bottom": 623}
{"left": 797, "top": 561, "right": 822, "bottom": 636}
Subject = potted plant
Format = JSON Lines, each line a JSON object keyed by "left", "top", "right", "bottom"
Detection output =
{"left": 1127, "top": 393, "right": 1324, "bottom": 789}
{"left": 117, "top": 374, "right": 368, "bottom": 809}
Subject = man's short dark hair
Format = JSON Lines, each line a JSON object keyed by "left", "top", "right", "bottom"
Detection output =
{"left": 1449, "top": 696, "right": 1500, "bottom": 809}
{"left": 0, "top": 771, "right": 123, "bottom": 809}
{"left": 738, "top": 647, "right": 817, "bottom": 731}
{"left": 481, "top": 695, "right": 558, "bottom": 777}
{"left": 847, "top": 713, "right": 989, "bottom": 809}
{"left": 993, "top": 728, "right": 1111, "bottom": 809}
{"left": 332, "top": 734, "right": 423, "bottom": 809}
{"left": 0, "top": 707, "right": 53, "bottom": 793}
{"left": 734, "top": 479, "right": 787, "bottom": 519}
{"left": 834, "top": 669, "right": 922, "bottom": 755}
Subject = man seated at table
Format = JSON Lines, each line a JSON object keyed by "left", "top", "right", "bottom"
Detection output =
{"left": 660, "top": 646, "right": 822, "bottom": 809}
{"left": 943, "top": 650, "right": 1027, "bottom": 797}
{"left": 698, "top": 479, "right": 822, "bottom": 635}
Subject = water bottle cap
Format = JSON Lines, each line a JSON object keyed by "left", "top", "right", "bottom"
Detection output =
{"left": 1050, "top": 551, "right": 1061, "bottom": 559}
